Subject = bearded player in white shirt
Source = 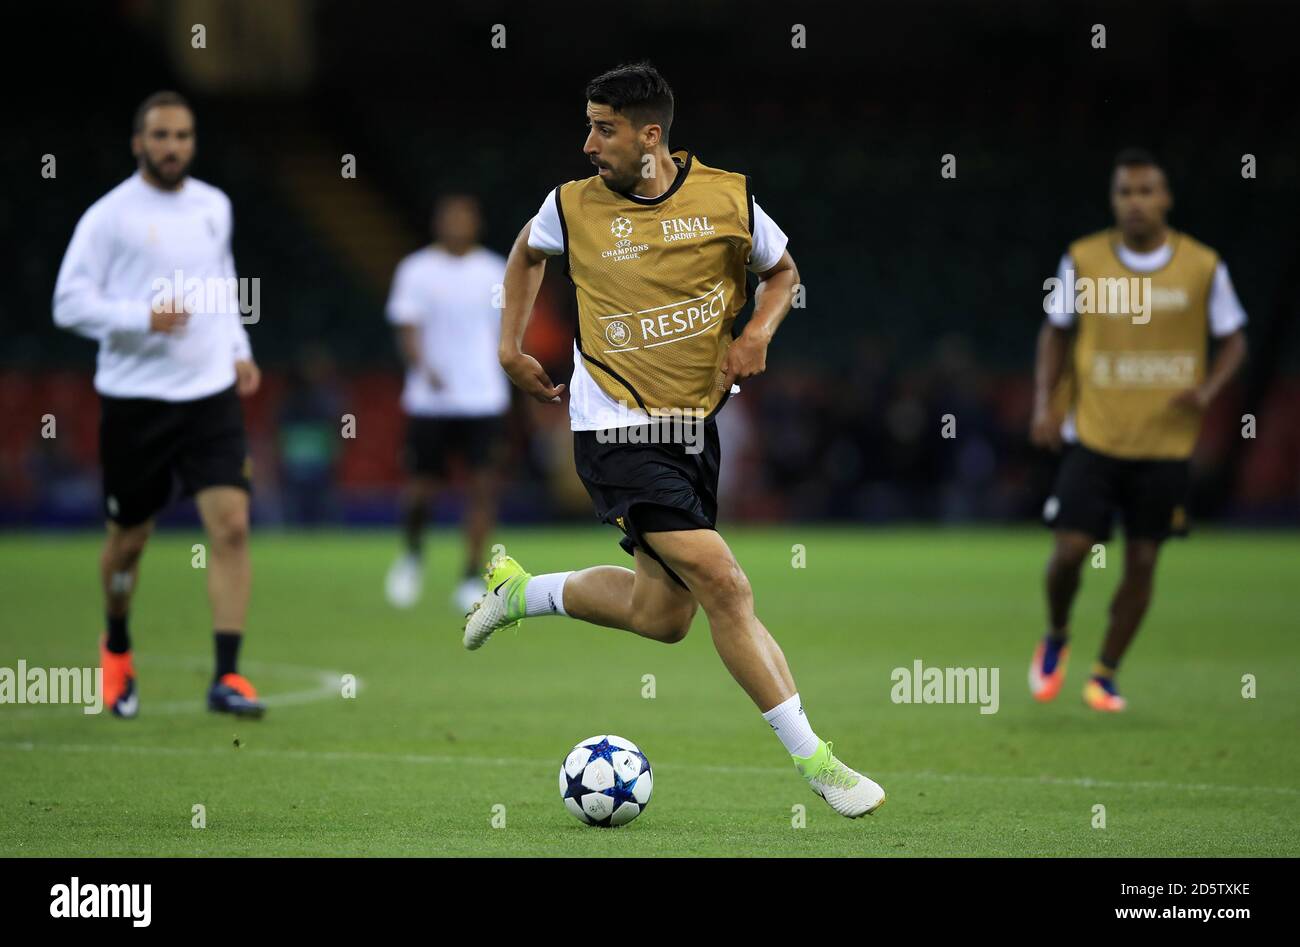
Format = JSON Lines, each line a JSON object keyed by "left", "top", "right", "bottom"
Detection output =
{"left": 383, "top": 195, "right": 511, "bottom": 613}
{"left": 53, "top": 91, "right": 265, "bottom": 719}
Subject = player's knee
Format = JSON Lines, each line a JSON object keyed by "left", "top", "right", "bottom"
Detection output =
{"left": 1126, "top": 543, "right": 1160, "bottom": 576}
{"left": 117, "top": 533, "right": 150, "bottom": 560}
{"left": 1051, "top": 537, "right": 1091, "bottom": 571}
{"left": 406, "top": 479, "right": 436, "bottom": 505}
{"left": 693, "top": 557, "right": 752, "bottom": 617}
{"left": 108, "top": 524, "right": 152, "bottom": 563}
{"left": 209, "top": 512, "right": 250, "bottom": 551}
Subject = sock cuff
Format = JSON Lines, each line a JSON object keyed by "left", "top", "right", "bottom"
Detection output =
{"left": 762, "top": 693, "right": 820, "bottom": 760}
{"left": 523, "top": 572, "right": 573, "bottom": 617}
{"left": 761, "top": 692, "right": 802, "bottom": 722}
{"left": 105, "top": 614, "right": 131, "bottom": 654}
{"left": 214, "top": 630, "right": 243, "bottom": 681}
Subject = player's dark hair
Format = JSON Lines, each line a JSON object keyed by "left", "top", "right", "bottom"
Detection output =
{"left": 434, "top": 192, "right": 479, "bottom": 215}
{"left": 1113, "top": 147, "right": 1161, "bottom": 172}
{"left": 585, "top": 62, "right": 674, "bottom": 143}
{"left": 133, "top": 90, "right": 192, "bottom": 134}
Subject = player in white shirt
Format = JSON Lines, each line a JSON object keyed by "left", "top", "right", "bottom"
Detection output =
{"left": 52, "top": 92, "right": 265, "bottom": 719}
{"left": 383, "top": 195, "right": 511, "bottom": 612}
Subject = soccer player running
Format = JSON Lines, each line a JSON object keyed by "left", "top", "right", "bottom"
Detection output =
{"left": 384, "top": 195, "right": 510, "bottom": 613}
{"left": 462, "top": 63, "right": 885, "bottom": 817}
{"left": 1029, "top": 149, "right": 1248, "bottom": 711}
{"left": 53, "top": 91, "right": 265, "bottom": 718}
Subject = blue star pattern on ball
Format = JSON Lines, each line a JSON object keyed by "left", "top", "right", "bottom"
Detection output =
{"left": 582, "top": 737, "right": 616, "bottom": 764}
{"left": 559, "top": 734, "right": 653, "bottom": 827}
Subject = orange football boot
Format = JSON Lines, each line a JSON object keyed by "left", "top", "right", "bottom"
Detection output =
{"left": 208, "top": 672, "right": 266, "bottom": 718}
{"left": 1083, "top": 676, "right": 1127, "bottom": 712}
{"left": 1029, "top": 636, "right": 1069, "bottom": 702}
{"left": 99, "top": 636, "right": 138, "bottom": 718}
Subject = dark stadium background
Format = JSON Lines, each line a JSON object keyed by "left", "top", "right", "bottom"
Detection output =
{"left": 2, "top": 0, "right": 1296, "bottom": 529}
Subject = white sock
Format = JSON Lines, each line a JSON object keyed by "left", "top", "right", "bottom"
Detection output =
{"left": 761, "top": 692, "right": 820, "bottom": 759}
{"left": 523, "top": 572, "right": 571, "bottom": 617}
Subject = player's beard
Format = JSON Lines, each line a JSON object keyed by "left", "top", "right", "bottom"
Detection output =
{"left": 596, "top": 149, "right": 644, "bottom": 194}
{"left": 1121, "top": 218, "right": 1158, "bottom": 246}
{"left": 142, "top": 152, "right": 190, "bottom": 189}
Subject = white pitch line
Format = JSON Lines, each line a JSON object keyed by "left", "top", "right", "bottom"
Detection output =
{"left": 2, "top": 740, "right": 1295, "bottom": 798}
{"left": 896, "top": 768, "right": 1300, "bottom": 796}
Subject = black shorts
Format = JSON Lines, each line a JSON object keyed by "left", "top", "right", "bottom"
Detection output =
{"left": 100, "top": 383, "right": 250, "bottom": 527}
{"left": 573, "top": 417, "right": 721, "bottom": 589}
{"left": 1043, "top": 443, "right": 1190, "bottom": 543}
{"left": 402, "top": 415, "right": 504, "bottom": 478}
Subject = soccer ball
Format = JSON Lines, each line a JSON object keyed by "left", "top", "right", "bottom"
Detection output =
{"left": 558, "top": 734, "right": 653, "bottom": 827}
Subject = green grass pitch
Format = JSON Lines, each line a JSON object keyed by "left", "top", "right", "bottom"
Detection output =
{"left": 2, "top": 527, "right": 1297, "bottom": 856}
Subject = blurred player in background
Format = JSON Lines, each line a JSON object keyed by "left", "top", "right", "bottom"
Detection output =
{"left": 384, "top": 195, "right": 510, "bottom": 612}
{"left": 1029, "top": 149, "right": 1248, "bottom": 711}
{"left": 52, "top": 91, "right": 265, "bottom": 718}
{"left": 463, "top": 62, "right": 886, "bottom": 818}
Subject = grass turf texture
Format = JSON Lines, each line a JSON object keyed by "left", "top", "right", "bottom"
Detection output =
{"left": 1, "top": 527, "right": 1297, "bottom": 857}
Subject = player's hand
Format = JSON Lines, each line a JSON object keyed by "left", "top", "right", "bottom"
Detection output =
{"left": 1029, "top": 401, "right": 1063, "bottom": 451}
{"left": 150, "top": 299, "right": 190, "bottom": 334}
{"left": 720, "top": 332, "right": 768, "bottom": 391}
{"left": 1169, "top": 386, "right": 1210, "bottom": 412}
{"left": 501, "top": 351, "right": 565, "bottom": 404}
{"left": 235, "top": 359, "right": 261, "bottom": 396}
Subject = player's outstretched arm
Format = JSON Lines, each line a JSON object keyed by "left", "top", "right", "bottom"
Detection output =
{"left": 499, "top": 220, "right": 565, "bottom": 404}
{"left": 721, "top": 250, "right": 799, "bottom": 390}
{"left": 1030, "top": 321, "right": 1071, "bottom": 450}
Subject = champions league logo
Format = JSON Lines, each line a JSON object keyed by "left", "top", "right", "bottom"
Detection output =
{"left": 602, "top": 216, "right": 648, "bottom": 262}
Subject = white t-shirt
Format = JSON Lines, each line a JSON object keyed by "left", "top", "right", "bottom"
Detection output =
{"left": 386, "top": 245, "right": 510, "bottom": 417}
{"left": 1048, "top": 239, "right": 1247, "bottom": 443}
{"left": 528, "top": 185, "right": 789, "bottom": 430}
{"left": 53, "top": 172, "right": 253, "bottom": 401}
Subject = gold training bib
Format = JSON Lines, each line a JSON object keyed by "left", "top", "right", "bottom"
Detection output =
{"left": 1062, "top": 229, "right": 1217, "bottom": 460}
{"left": 557, "top": 151, "right": 754, "bottom": 417}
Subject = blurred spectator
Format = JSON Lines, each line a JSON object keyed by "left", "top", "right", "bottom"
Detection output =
{"left": 276, "top": 345, "right": 343, "bottom": 525}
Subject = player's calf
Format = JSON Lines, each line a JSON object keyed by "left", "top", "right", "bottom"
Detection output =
{"left": 629, "top": 604, "right": 694, "bottom": 644}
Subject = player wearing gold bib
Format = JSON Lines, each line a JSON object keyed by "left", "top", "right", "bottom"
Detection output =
{"left": 464, "top": 62, "right": 885, "bottom": 818}
{"left": 1028, "top": 149, "right": 1248, "bottom": 711}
